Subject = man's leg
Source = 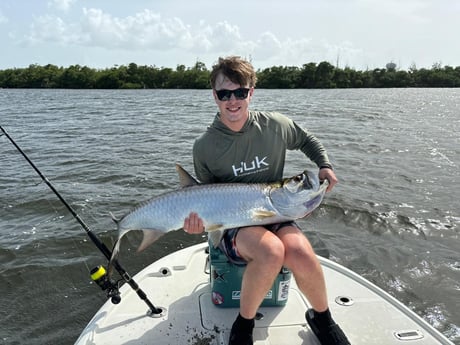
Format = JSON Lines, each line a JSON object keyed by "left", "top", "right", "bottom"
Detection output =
{"left": 277, "top": 226, "right": 350, "bottom": 345}
{"left": 228, "top": 226, "right": 285, "bottom": 345}
{"left": 236, "top": 226, "right": 285, "bottom": 318}
{"left": 277, "top": 226, "right": 328, "bottom": 311}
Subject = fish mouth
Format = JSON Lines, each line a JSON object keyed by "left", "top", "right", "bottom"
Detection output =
{"left": 303, "top": 179, "right": 329, "bottom": 209}
{"left": 315, "top": 179, "right": 329, "bottom": 196}
{"left": 301, "top": 170, "right": 324, "bottom": 191}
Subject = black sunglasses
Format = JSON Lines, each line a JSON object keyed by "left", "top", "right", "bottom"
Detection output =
{"left": 215, "top": 88, "right": 250, "bottom": 101}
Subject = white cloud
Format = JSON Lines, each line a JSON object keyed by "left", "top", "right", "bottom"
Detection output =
{"left": 20, "top": 6, "right": 424, "bottom": 69}
{"left": 22, "top": 7, "right": 371, "bottom": 68}
{"left": 2, "top": 0, "right": 459, "bottom": 70}
{"left": 24, "top": 8, "right": 249, "bottom": 53}
{"left": 247, "top": 36, "right": 366, "bottom": 69}
{"left": 251, "top": 32, "right": 283, "bottom": 61}
{"left": 79, "top": 8, "right": 215, "bottom": 51}
{"left": 26, "top": 14, "right": 83, "bottom": 45}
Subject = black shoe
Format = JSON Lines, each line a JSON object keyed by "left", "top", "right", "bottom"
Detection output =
{"left": 228, "top": 330, "right": 253, "bottom": 345}
{"left": 306, "top": 309, "right": 351, "bottom": 345}
{"left": 228, "top": 314, "right": 254, "bottom": 345}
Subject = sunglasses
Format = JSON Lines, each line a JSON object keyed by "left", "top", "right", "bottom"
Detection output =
{"left": 215, "top": 88, "right": 250, "bottom": 101}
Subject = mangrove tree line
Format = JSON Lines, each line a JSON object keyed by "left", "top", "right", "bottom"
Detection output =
{"left": 0, "top": 61, "right": 459, "bottom": 89}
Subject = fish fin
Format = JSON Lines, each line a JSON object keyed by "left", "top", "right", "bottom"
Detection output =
{"left": 137, "top": 229, "right": 164, "bottom": 252}
{"left": 110, "top": 211, "right": 121, "bottom": 224}
{"left": 206, "top": 223, "right": 225, "bottom": 232}
{"left": 208, "top": 230, "right": 224, "bottom": 248}
{"left": 252, "top": 208, "right": 277, "bottom": 219}
{"left": 176, "top": 164, "right": 200, "bottom": 187}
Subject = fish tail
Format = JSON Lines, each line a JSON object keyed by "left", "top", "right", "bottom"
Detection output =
{"left": 108, "top": 213, "right": 123, "bottom": 280}
{"left": 137, "top": 229, "right": 165, "bottom": 252}
{"left": 108, "top": 238, "right": 121, "bottom": 280}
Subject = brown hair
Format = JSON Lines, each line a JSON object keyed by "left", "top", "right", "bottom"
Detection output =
{"left": 210, "top": 56, "right": 257, "bottom": 89}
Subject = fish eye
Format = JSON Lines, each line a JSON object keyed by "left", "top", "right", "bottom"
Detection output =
{"left": 294, "top": 174, "right": 304, "bottom": 182}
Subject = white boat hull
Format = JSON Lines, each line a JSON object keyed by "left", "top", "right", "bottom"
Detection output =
{"left": 75, "top": 242, "right": 453, "bottom": 345}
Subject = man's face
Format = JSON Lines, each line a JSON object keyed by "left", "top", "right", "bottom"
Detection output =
{"left": 213, "top": 73, "right": 254, "bottom": 131}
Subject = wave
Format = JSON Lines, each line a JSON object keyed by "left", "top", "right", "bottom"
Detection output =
{"left": 322, "top": 200, "right": 458, "bottom": 240}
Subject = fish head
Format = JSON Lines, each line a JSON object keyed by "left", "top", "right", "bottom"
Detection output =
{"left": 270, "top": 170, "right": 329, "bottom": 219}
{"left": 283, "top": 170, "right": 319, "bottom": 193}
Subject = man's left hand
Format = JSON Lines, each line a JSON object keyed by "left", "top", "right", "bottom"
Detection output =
{"left": 319, "top": 168, "right": 338, "bottom": 192}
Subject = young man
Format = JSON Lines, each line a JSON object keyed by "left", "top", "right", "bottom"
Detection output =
{"left": 184, "top": 56, "right": 350, "bottom": 345}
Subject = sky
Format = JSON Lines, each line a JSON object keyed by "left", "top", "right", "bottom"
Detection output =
{"left": 0, "top": 0, "right": 459, "bottom": 71}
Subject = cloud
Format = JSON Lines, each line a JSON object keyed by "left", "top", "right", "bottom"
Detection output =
{"left": 26, "top": 14, "right": 84, "bottom": 45}
{"left": 24, "top": 8, "right": 245, "bottom": 52}
{"left": 79, "top": 8, "right": 209, "bottom": 50}
{"left": 247, "top": 36, "right": 365, "bottom": 69}
{"left": 22, "top": 7, "right": 368, "bottom": 68}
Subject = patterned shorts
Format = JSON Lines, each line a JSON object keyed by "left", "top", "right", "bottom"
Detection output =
{"left": 218, "top": 221, "right": 299, "bottom": 266}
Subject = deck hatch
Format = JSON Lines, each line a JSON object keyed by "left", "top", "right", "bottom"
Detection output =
{"left": 394, "top": 329, "right": 424, "bottom": 341}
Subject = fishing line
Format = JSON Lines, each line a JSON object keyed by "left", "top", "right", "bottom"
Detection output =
{"left": 0, "top": 126, "right": 162, "bottom": 315}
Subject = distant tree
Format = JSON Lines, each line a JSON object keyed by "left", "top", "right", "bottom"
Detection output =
{"left": 0, "top": 68, "right": 23, "bottom": 87}
{"left": 257, "top": 66, "right": 299, "bottom": 88}
{"left": 298, "top": 63, "right": 317, "bottom": 88}
{"left": 60, "top": 65, "right": 95, "bottom": 88}
{"left": 454, "top": 66, "right": 460, "bottom": 86}
{"left": 333, "top": 67, "right": 352, "bottom": 88}
{"left": 315, "top": 61, "right": 335, "bottom": 88}
{"left": 186, "top": 61, "right": 210, "bottom": 88}
{"left": 41, "top": 64, "right": 63, "bottom": 88}
{"left": 95, "top": 68, "right": 121, "bottom": 89}
{"left": 157, "top": 67, "right": 174, "bottom": 88}
{"left": 394, "top": 70, "right": 413, "bottom": 87}
{"left": 430, "top": 65, "right": 458, "bottom": 87}
{"left": 124, "top": 62, "right": 142, "bottom": 88}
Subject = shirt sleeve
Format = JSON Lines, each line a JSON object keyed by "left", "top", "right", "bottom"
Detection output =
{"left": 285, "top": 117, "right": 333, "bottom": 169}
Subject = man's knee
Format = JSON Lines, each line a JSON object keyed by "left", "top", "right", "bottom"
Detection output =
{"left": 260, "top": 237, "right": 285, "bottom": 265}
{"left": 238, "top": 228, "right": 285, "bottom": 265}
{"left": 284, "top": 239, "right": 318, "bottom": 271}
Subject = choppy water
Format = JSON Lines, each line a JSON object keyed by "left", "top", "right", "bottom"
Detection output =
{"left": 0, "top": 88, "right": 459, "bottom": 344}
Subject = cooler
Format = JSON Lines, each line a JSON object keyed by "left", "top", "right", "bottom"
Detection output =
{"left": 209, "top": 242, "right": 292, "bottom": 308}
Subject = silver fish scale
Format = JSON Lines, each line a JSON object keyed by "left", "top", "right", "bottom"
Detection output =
{"left": 118, "top": 183, "right": 289, "bottom": 237}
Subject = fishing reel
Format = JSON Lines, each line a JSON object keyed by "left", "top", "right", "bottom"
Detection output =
{"left": 90, "top": 265, "right": 121, "bottom": 304}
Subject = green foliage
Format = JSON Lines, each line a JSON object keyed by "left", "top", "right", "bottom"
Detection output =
{"left": 257, "top": 66, "right": 300, "bottom": 88}
{"left": 0, "top": 61, "right": 459, "bottom": 89}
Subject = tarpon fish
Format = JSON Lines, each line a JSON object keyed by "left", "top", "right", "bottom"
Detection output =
{"left": 110, "top": 164, "right": 328, "bottom": 265}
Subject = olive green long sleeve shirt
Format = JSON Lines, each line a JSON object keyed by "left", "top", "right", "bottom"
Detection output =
{"left": 193, "top": 111, "right": 332, "bottom": 184}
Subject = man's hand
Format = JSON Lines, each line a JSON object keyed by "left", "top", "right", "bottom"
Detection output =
{"left": 183, "top": 212, "right": 205, "bottom": 234}
{"left": 319, "top": 168, "right": 338, "bottom": 192}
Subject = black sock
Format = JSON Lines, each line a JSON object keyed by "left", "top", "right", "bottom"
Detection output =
{"left": 313, "top": 308, "right": 335, "bottom": 328}
{"left": 232, "top": 313, "right": 255, "bottom": 334}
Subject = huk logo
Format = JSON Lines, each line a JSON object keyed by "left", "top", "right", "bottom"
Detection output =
{"left": 232, "top": 155, "right": 269, "bottom": 177}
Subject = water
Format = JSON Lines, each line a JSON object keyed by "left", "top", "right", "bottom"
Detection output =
{"left": 0, "top": 88, "right": 459, "bottom": 344}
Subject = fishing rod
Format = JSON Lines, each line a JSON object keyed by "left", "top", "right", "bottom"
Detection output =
{"left": 0, "top": 126, "right": 163, "bottom": 315}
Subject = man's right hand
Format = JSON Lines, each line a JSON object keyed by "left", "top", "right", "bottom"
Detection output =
{"left": 183, "top": 212, "right": 205, "bottom": 234}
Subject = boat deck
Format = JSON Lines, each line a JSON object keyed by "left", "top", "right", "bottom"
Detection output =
{"left": 75, "top": 242, "right": 453, "bottom": 345}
